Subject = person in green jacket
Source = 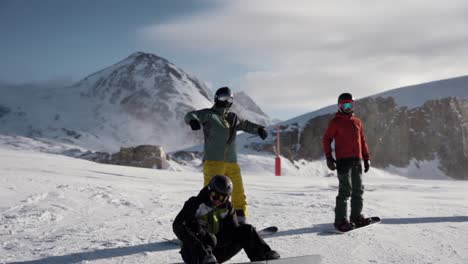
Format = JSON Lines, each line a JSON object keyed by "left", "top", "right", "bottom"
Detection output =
{"left": 185, "top": 87, "right": 268, "bottom": 223}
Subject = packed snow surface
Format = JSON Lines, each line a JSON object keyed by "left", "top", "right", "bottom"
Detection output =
{"left": 1, "top": 148, "right": 467, "bottom": 264}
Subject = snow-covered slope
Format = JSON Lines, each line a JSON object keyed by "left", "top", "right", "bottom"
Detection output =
{"left": 0, "top": 52, "right": 270, "bottom": 153}
{"left": 1, "top": 148, "right": 467, "bottom": 264}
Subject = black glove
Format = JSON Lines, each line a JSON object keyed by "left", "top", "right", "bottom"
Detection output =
{"left": 364, "top": 160, "right": 370, "bottom": 173}
{"left": 190, "top": 239, "right": 215, "bottom": 263}
{"left": 189, "top": 119, "right": 201, "bottom": 130}
{"left": 196, "top": 226, "right": 217, "bottom": 249}
{"left": 202, "top": 233, "right": 217, "bottom": 249}
{"left": 258, "top": 127, "right": 268, "bottom": 140}
{"left": 203, "top": 254, "right": 218, "bottom": 264}
{"left": 326, "top": 157, "right": 336, "bottom": 171}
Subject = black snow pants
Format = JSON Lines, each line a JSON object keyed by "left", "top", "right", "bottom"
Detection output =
{"left": 180, "top": 224, "right": 272, "bottom": 264}
{"left": 335, "top": 157, "right": 364, "bottom": 222}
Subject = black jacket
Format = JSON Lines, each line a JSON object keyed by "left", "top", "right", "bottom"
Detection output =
{"left": 173, "top": 186, "right": 239, "bottom": 248}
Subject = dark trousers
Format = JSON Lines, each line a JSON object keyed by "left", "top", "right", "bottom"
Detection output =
{"left": 180, "top": 224, "right": 272, "bottom": 264}
{"left": 335, "top": 158, "right": 364, "bottom": 222}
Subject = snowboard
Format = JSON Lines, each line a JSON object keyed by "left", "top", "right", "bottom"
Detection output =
{"left": 236, "top": 254, "right": 322, "bottom": 264}
{"left": 333, "top": 216, "right": 381, "bottom": 234}
{"left": 256, "top": 226, "right": 278, "bottom": 237}
{"left": 165, "top": 226, "right": 278, "bottom": 245}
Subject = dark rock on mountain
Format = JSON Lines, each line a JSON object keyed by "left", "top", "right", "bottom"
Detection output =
{"left": 249, "top": 97, "right": 468, "bottom": 180}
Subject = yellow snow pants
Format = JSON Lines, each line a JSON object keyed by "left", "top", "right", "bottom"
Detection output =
{"left": 203, "top": 160, "right": 248, "bottom": 216}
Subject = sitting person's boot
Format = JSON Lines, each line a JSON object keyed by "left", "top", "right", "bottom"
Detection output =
{"left": 265, "top": 250, "right": 280, "bottom": 260}
{"left": 334, "top": 219, "right": 355, "bottom": 232}
{"left": 350, "top": 214, "right": 372, "bottom": 228}
{"left": 235, "top": 209, "right": 247, "bottom": 224}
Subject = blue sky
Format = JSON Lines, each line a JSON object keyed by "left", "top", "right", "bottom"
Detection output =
{"left": 0, "top": 0, "right": 214, "bottom": 83}
{"left": 2, "top": 0, "right": 468, "bottom": 120}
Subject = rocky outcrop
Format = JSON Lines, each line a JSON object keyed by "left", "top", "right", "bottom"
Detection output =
{"left": 248, "top": 97, "right": 468, "bottom": 180}
{"left": 170, "top": 150, "right": 203, "bottom": 166}
{"left": 81, "top": 145, "right": 170, "bottom": 169}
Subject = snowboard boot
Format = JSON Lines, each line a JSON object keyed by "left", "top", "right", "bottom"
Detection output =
{"left": 265, "top": 250, "right": 281, "bottom": 260}
{"left": 351, "top": 215, "right": 372, "bottom": 228}
{"left": 334, "top": 219, "right": 355, "bottom": 232}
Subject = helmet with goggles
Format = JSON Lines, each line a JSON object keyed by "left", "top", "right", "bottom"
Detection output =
{"left": 214, "top": 87, "right": 234, "bottom": 108}
{"left": 207, "top": 175, "right": 233, "bottom": 204}
{"left": 337, "top": 92, "right": 355, "bottom": 114}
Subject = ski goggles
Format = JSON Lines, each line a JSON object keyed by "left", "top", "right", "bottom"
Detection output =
{"left": 209, "top": 191, "right": 229, "bottom": 203}
{"left": 339, "top": 100, "right": 354, "bottom": 111}
{"left": 215, "top": 91, "right": 234, "bottom": 103}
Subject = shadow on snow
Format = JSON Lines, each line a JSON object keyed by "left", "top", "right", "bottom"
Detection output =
{"left": 9, "top": 216, "right": 468, "bottom": 263}
{"left": 9, "top": 241, "right": 179, "bottom": 264}
{"left": 272, "top": 215, "right": 468, "bottom": 237}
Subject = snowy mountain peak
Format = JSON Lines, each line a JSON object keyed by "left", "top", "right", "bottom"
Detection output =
{"left": 125, "top": 51, "right": 169, "bottom": 63}
{"left": 74, "top": 52, "right": 212, "bottom": 108}
{"left": 0, "top": 52, "right": 271, "bottom": 152}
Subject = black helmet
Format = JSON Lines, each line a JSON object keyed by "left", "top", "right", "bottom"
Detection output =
{"left": 338, "top": 93, "right": 354, "bottom": 103}
{"left": 214, "top": 87, "right": 234, "bottom": 108}
{"left": 208, "top": 175, "right": 233, "bottom": 196}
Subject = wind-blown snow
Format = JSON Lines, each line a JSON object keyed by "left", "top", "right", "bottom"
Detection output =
{"left": 1, "top": 147, "right": 467, "bottom": 264}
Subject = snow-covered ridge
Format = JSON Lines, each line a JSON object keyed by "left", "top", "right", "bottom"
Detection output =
{"left": 282, "top": 75, "right": 468, "bottom": 128}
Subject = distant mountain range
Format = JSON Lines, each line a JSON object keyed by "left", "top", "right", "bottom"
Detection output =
{"left": 241, "top": 75, "right": 468, "bottom": 180}
{"left": 2, "top": 52, "right": 468, "bottom": 180}
{"left": 0, "top": 52, "right": 271, "bottom": 152}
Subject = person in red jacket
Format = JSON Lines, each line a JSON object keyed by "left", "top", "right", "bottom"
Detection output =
{"left": 323, "top": 92, "right": 371, "bottom": 232}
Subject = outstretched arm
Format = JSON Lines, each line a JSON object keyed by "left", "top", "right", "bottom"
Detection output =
{"left": 237, "top": 117, "right": 266, "bottom": 138}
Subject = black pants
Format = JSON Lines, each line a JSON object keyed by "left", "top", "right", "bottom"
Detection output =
{"left": 335, "top": 157, "right": 364, "bottom": 222}
{"left": 180, "top": 224, "right": 272, "bottom": 264}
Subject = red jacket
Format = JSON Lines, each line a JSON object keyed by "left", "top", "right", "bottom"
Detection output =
{"left": 323, "top": 112, "right": 370, "bottom": 161}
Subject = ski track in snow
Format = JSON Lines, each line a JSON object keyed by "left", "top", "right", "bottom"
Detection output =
{"left": 0, "top": 148, "right": 467, "bottom": 264}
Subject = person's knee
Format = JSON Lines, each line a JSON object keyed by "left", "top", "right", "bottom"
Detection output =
{"left": 352, "top": 190, "right": 363, "bottom": 197}
{"left": 236, "top": 223, "right": 255, "bottom": 235}
{"left": 337, "top": 189, "right": 351, "bottom": 199}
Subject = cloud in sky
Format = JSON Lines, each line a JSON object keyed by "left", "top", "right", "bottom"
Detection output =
{"left": 140, "top": 0, "right": 468, "bottom": 119}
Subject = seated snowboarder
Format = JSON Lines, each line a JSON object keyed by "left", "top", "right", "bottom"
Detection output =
{"left": 173, "top": 175, "right": 280, "bottom": 264}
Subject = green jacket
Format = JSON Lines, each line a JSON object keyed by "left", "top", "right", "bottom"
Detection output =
{"left": 185, "top": 106, "right": 263, "bottom": 162}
